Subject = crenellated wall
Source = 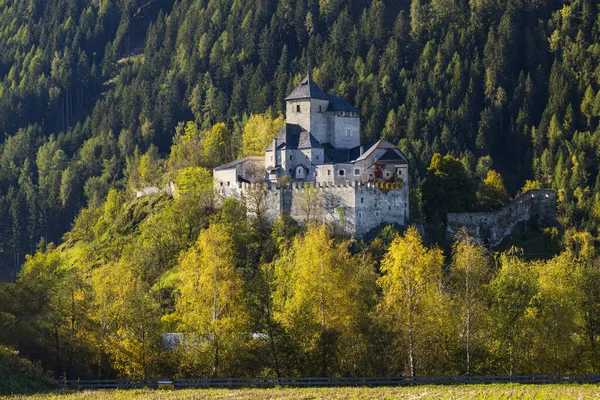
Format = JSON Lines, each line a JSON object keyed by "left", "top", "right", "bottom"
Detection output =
{"left": 226, "top": 180, "right": 410, "bottom": 238}
{"left": 446, "top": 189, "right": 557, "bottom": 247}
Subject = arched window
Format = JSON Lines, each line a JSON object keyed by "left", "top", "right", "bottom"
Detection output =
{"left": 296, "top": 105, "right": 300, "bottom": 113}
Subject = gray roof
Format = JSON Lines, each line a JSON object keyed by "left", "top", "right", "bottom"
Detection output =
{"left": 213, "top": 156, "right": 264, "bottom": 171}
{"left": 377, "top": 149, "right": 406, "bottom": 163}
{"left": 268, "top": 124, "right": 323, "bottom": 150}
{"left": 327, "top": 94, "right": 360, "bottom": 113}
{"left": 355, "top": 139, "right": 400, "bottom": 162}
{"left": 285, "top": 74, "right": 330, "bottom": 101}
{"left": 322, "top": 143, "right": 353, "bottom": 163}
{"left": 299, "top": 131, "right": 322, "bottom": 149}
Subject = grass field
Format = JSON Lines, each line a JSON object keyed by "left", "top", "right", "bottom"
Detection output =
{"left": 3, "top": 385, "right": 600, "bottom": 400}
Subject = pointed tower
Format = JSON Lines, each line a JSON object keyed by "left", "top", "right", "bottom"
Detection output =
{"left": 284, "top": 74, "right": 331, "bottom": 144}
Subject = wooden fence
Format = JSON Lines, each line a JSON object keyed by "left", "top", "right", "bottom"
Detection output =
{"left": 56, "top": 374, "right": 600, "bottom": 390}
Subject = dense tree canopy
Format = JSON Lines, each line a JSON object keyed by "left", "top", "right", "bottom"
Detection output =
{"left": 0, "top": 0, "right": 599, "bottom": 276}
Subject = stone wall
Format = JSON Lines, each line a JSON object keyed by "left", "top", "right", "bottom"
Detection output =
{"left": 285, "top": 99, "right": 330, "bottom": 144}
{"left": 354, "top": 183, "right": 410, "bottom": 238}
{"left": 309, "top": 98, "right": 331, "bottom": 144}
{"left": 328, "top": 114, "right": 360, "bottom": 149}
{"left": 231, "top": 181, "right": 409, "bottom": 238}
{"left": 446, "top": 189, "right": 557, "bottom": 247}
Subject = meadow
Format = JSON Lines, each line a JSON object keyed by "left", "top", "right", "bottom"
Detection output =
{"left": 3, "top": 385, "right": 600, "bottom": 400}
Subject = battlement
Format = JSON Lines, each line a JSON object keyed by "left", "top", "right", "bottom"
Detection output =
{"left": 226, "top": 179, "right": 409, "bottom": 238}
{"left": 237, "top": 180, "right": 404, "bottom": 193}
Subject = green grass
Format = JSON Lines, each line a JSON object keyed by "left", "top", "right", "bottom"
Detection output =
{"left": 3, "top": 385, "right": 600, "bottom": 400}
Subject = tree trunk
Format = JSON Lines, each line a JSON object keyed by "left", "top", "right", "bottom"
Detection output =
{"left": 265, "top": 298, "right": 281, "bottom": 378}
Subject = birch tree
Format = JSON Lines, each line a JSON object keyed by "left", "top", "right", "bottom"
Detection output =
{"left": 174, "top": 223, "right": 247, "bottom": 377}
{"left": 273, "top": 224, "right": 374, "bottom": 376}
{"left": 449, "top": 229, "right": 491, "bottom": 375}
{"left": 377, "top": 225, "right": 444, "bottom": 376}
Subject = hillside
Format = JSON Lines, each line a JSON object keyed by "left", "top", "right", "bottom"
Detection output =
{"left": 0, "top": 0, "right": 599, "bottom": 277}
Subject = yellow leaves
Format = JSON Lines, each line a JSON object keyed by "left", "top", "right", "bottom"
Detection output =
{"left": 174, "top": 167, "right": 213, "bottom": 198}
{"left": 103, "top": 188, "right": 124, "bottom": 221}
{"left": 566, "top": 231, "right": 595, "bottom": 260}
{"left": 242, "top": 113, "right": 285, "bottom": 156}
{"left": 273, "top": 224, "right": 370, "bottom": 345}
{"left": 477, "top": 169, "right": 510, "bottom": 211}
{"left": 176, "top": 223, "right": 246, "bottom": 335}
{"left": 521, "top": 180, "right": 543, "bottom": 193}
{"left": 20, "top": 247, "right": 62, "bottom": 281}
{"left": 378, "top": 225, "right": 444, "bottom": 316}
{"left": 169, "top": 121, "right": 230, "bottom": 171}
{"left": 548, "top": 29, "right": 561, "bottom": 52}
{"left": 90, "top": 262, "right": 161, "bottom": 377}
{"left": 559, "top": 5, "right": 572, "bottom": 19}
{"left": 173, "top": 223, "right": 248, "bottom": 375}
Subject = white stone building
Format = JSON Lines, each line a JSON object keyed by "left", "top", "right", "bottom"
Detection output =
{"left": 213, "top": 74, "right": 410, "bottom": 238}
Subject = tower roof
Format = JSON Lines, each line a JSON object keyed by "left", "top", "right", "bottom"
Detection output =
{"left": 267, "top": 124, "right": 324, "bottom": 151}
{"left": 285, "top": 74, "right": 330, "bottom": 101}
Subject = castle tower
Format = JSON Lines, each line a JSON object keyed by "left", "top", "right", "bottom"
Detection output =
{"left": 285, "top": 74, "right": 331, "bottom": 144}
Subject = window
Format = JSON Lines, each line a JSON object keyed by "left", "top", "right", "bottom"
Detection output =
{"left": 289, "top": 168, "right": 292, "bottom": 173}
{"left": 361, "top": 197, "right": 364, "bottom": 204}
{"left": 316, "top": 155, "right": 319, "bottom": 160}
{"left": 220, "top": 182, "right": 223, "bottom": 187}
{"left": 290, "top": 155, "right": 293, "bottom": 161}
{"left": 339, "top": 170, "right": 345, "bottom": 176}
{"left": 319, "top": 105, "right": 322, "bottom": 113}
{"left": 297, "top": 167, "right": 303, "bottom": 174}
{"left": 354, "top": 169, "right": 360, "bottom": 176}
{"left": 227, "top": 182, "right": 230, "bottom": 186}
{"left": 328, "top": 170, "right": 331, "bottom": 176}
{"left": 386, "top": 172, "right": 390, "bottom": 178}
{"left": 296, "top": 105, "right": 300, "bottom": 112}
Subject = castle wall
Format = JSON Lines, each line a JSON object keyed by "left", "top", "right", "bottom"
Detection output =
{"left": 309, "top": 99, "right": 331, "bottom": 144}
{"left": 328, "top": 114, "right": 360, "bottom": 149}
{"left": 285, "top": 99, "right": 330, "bottom": 145}
{"left": 354, "top": 182, "right": 410, "bottom": 238}
{"left": 234, "top": 181, "right": 409, "bottom": 238}
{"left": 214, "top": 168, "right": 242, "bottom": 197}
{"left": 316, "top": 163, "right": 354, "bottom": 184}
{"left": 446, "top": 190, "right": 557, "bottom": 247}
{"left": 285, "top": 100, "right": 311, "bottom": 132}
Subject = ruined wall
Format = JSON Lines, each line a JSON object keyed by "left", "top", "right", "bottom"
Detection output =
{"left": 446, "top": 190, "right": 557, "bottom": 247}
{"left": 233, "top": 181, "right": 409, "bottom": 238}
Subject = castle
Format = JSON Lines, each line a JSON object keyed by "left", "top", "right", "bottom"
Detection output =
{"left": 213, "top": 74, "right": 410, "bottom": 238}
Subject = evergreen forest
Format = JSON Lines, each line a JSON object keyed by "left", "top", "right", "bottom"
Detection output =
{"left": 2, "top": 0, "right": 600, "bottom": 383}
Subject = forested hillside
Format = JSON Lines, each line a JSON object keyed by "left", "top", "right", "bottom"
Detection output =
{"left": 2, "top": 0, "right": 600, "bottom": 379}
{"left": 1, "top": 0, "right": 599, "bottom": 277}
